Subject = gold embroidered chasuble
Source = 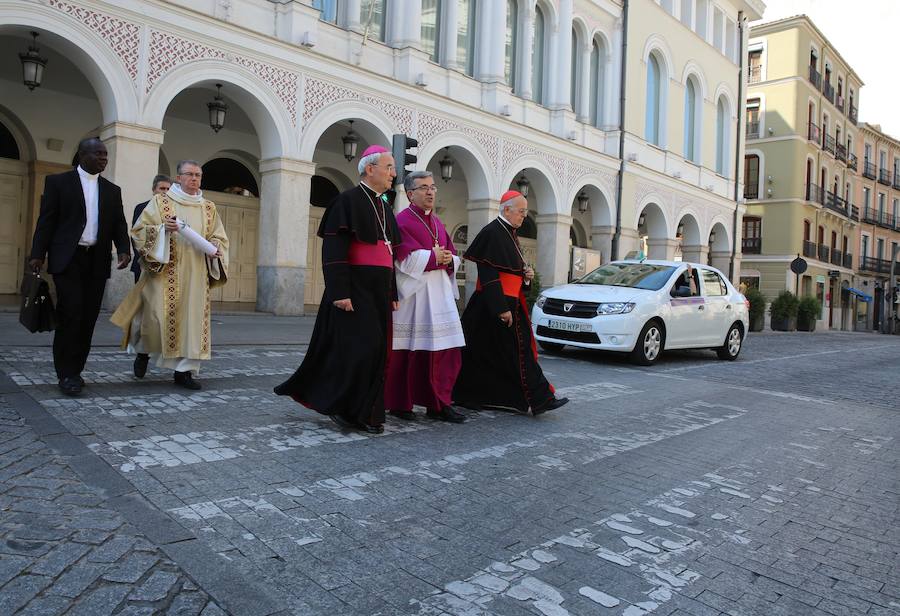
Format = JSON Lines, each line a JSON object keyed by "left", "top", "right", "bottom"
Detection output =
{"left": 124, "top": 192, "right": 229, "bottom": 360}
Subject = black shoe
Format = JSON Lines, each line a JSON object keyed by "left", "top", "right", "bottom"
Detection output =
{"left": 389, "top": 409, "right": 416, "bottom": 421}
{"left": 329, "top": 414, "right": 354, "bottom": 430}
{"left": 173, "top": 371, "right": 201, "bottom": 390}
{"left": 58, "top": 377, "right": 82, "bottom": 396}
{"left": 133, "top": 354, "right": 149, "bottom": 378}
{"left": 427, "top": 405, "right": 467, "bottom": 424}
{"left": 532, "top": 397, "right": 569, "bottom": 416}
{"left": 76, "top": 376, "right": 85, "bottom": 388}
{"left": 358, "top": 423, "right": 384, "bottom": 434}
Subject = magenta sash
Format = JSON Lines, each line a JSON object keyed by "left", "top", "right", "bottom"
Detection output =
{"left": 348, "top": 240, "right": 393, "bottom": 268}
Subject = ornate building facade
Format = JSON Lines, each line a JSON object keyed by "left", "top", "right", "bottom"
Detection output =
{"left": 0, "top": 0, "right": 762, "bottom": 314}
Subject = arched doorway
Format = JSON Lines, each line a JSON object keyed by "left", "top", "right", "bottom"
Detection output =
{"left": 568, "top": 183, "right": 611, "bottom": 278}
{"left": 635, "top": 203, "right": 668, "bottom": 259}
{"left": 675, "top": 213, "right": 702, "bottom": 263}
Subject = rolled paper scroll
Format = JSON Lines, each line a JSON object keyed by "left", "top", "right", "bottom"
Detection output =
{"left": 177, "top": 219, "right": 218, "bottom": 256}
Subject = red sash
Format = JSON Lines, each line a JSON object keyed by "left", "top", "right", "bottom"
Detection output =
{"left": 347, "top": 240, "right": 393, "bottom": 268}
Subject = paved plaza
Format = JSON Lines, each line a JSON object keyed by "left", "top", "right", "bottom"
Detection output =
{"left": 0, "top": 312, "right": 898, "bottom": 616}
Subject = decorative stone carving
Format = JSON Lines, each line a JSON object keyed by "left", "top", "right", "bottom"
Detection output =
{"left": 635, "top": 180, "right": 669, "bottom": 208}
{"left": 501, "top": 139, "right": 565, "bottom": 184}
{"left": 235, "top": 57, "right": 299, "bottom": 126}
{"left": 417, "top": 112, "right": 500, "bottom": 173}
{"left": 364, "top": 96, "right": 413, "bottom": 135}
{"left": 49, "top": 0, "right": 141, "bottom": 82}
{"left": 302, "top": 77, "right": 361, "bottom": 125}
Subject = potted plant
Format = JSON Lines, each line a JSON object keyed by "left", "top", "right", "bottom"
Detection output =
{"left": 744, "top": 287, "right": 766, "bottom": 332}
{"left": 769, "top": 290, "right": 798, "bottom": 331}
{"left": 797, "top": 296, "right": 821, "bottom": 332}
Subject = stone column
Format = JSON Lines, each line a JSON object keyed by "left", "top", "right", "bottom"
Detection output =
{"left": 603, "top": 19, "right": 622, "bottom": 130}
{"left": 617, "top": 227, "right": 641, "bottom": 258}
{"left": 257, "top": 158, "right": 315, "bottom": 315}
{"left": 710, "top": 250, "right": 731, "bottom": 275}
{"left": 440, "top": 0, "right": 459, "bottom": 69}
{"left": 590, "top": 225, "right": 615, "bottom": 262}
{"left": 388, "top": 0, "right": 421, "bottom": 48}
{"left": 680, "top": 244, "right": 709, "bottom": 264}
{"left": 465, "top": 198, "right": 498, "bottom": 298}
{"left": 647, "top": 238, "right": 679, "bottom": 260}
{"left": 345, "top": 0, "right": 362, "bottom": 32}
{"left": 99, "top": 122, "right": 165, "bottom": 309}
{"left": 577, "top": 43, "right": 591, "bottom": 122}
{"left": 475, "top": 1, "right": 504, "bottom": 83}
{"left": 518, "top": 4, "right": 535, "bottom": 101}
{"left": 548, "top": 0, "right": 573, "bottom": 111}
{"left": 536, "top": 213, "right": 573, "bottom": 287}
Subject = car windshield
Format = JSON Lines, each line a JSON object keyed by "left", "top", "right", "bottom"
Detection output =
{"left": 576, "top": 263, "right": 676, "bottom": 291}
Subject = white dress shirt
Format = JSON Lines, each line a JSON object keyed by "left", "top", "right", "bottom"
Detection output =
{"left": 77, "top": 165, "right": 99, "bottom": 246}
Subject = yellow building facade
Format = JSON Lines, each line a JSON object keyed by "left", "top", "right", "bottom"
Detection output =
{"left": 742, "top": 16, "right": 862, "bottom": 330}
{"left": 856, "top": 123, "right": 900, "bottom": 331}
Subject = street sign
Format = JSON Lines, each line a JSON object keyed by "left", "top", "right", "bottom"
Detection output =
{"left": 790, "top": 257, "right": 808, "bottom": 275}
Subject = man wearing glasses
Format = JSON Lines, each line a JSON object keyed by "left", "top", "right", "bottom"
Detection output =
{"left": 385, "top": 171, "right": 466, "bottom": 423}
{"left": 453, "top": 190, "right": 568, "bottom": 416}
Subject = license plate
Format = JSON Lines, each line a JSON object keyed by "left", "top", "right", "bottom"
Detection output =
{"left": 547, "top": 319, "right": 592, "bottom": 333}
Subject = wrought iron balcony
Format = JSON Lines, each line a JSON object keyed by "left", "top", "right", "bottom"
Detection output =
{"left": 878, "top": 169, "right": 892, "bottom": 186}
{"left": 863, "top": 207, "right": 880, "bottom": 225}
{"left": 808, "top": 65, "right": 822, "bottom": 89}
{"left": 877, "top": 211, "right": 896, "bottom": 230}
{"left": 824, "top": 134, "right": 836, "bottom": 156}
{"left": 806, "top": 183, "right": 825, "bottom": 205}
{"left": 848, "top": 154, "right": 858, "bottom": 171}
{"left": 835, "top": 143, "right": 847, "bottom": 162}
{"left": 836, "top": 94, "right": 845, "bottom": 113}
{"left": 744, "top": 183, "right": 759, "bottom": 200}
{"left": 825, "top": 191, "right": 849, "bottom": 217}
{"left": 849, "top": 103, "right": 858, "bottom": 123}
{"left": 748, "top": 65, "right": 761, "bottom": 84}
{"left": 807, "top": 122, "right": 821, "bottom": 145}
{"left": 863, "top": 161, "right": 877, "bottom": 179}
{"left": 818, "top": 244, "right": 830, "bottom": 262}
{"left": 851, "top": 205, "right": 860, "bottom": 221}
{"left": 742, "top": 237, "right": 761, "bottom": 254}
{"left": 843, "top": 253, "right": 853, "bottom": 269}
{"left": 860, "top": 256, "right": 897, "bottom": 274}
{"left": 830, "top": 249, "right": 843, "bottom": 266}
{"left": 802, "top": 240, "right": 816, "bottom": 258}
{"left": 746, "top": 121, "right": 760, "bottom": 139}
{"left": 823, "top": 82, "right": 835, "bottom": 104}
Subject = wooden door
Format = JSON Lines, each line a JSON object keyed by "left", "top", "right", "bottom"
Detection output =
{"left": 0, "top": 165, "right": 27, "bottom": 294}
{"left": 305, "top": 206, "right": 326, "bottom": 309}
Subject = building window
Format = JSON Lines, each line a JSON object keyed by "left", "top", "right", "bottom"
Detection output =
{"left": 589, "top": 38, "right": 605, "bottom": 127}
{"left": 878, "top": 193, "right": 886, "bottom": 220}
{"left": 696, "top": 0, "right": 709, "bottom": 40}
{"left": 863, "top": 186, "right": 871, "bottom": 209}
{"left": 876, "top": 238, "right": 884, "bottom": 260}
{"left": 861, "top": 235, "right": 869, "bottom": 258}
{"left": 570, "top": 27, "right": 581, "bottom": 112}
{"left": 457, "top": 0, "right": 477, "bottom": 76}
{"left": 742, "top": 216, "right": 761, "bottom": 254}
{"left": 803, "top": 219, "right": 811, "bottom": 242}
{"left": 744, "top": 154, "right": 759, "bottom": 199}
{"left": 684, "top": 77, "right": 699, "bottom": 162}
{"left": 893, "top": 198, "right": 899, "bottom": 222}
{"left": 504, "top": 0, "right": 518, "bottom": 88}
{"left": 532, "top": 4, "right": 547, "bottom": 104}
{"left": 421, "top": 0, "right": 442, "bottom": 62}
{"left": 864, "top": 143, "right": 872, "bottom": 164}
{"left": 747, "top": 49, "right": 762, "bottom": 83}
{"left": 746, "top": 97, "right": 760, "bottom": 139}
{"left": 312, "top": 0, "right": 337, "bottom": 23}
{"left": 680, "top": 0, "right": 693, "bottom": 28}
{"left": 645, "top": 53, "right": 662, "bottom": 146}
{"left": 715, "top": 96, "right": 730, "bottom": 176}
{"left": 360, "top": 0, "right": 386, "bottom": 41}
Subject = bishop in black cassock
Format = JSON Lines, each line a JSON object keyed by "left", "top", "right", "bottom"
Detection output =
{"left": 453, "top": 190, "right": 569, "bottom": 416}
{"left": 274, "top": 146, "right": 400, "bottom": 434}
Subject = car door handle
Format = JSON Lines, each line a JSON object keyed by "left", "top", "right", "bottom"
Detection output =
{"left": 725, "top": 305, "right": 732, "bottom": 310}
{"left": 698, "top": 305, "right": 704, "bottom": 311}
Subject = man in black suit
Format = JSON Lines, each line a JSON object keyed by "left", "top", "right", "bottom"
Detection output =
{"left": 130, "top": 174, "right": 170, "bottom": 378}
{"left": 29, "top": 138, "right": 131, "bottom": 396}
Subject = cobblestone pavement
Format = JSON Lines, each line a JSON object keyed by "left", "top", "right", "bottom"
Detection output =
{"left": 1, "top": 326, "right": 898, "bottom": 615}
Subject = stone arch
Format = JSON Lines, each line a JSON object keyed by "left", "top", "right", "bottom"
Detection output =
{"left": 0, "top": 104, "right": 35, "bottom": 162}
{"left": 299, "top": 100, "right": 395, "bottom": 161}
{"left": 535, "top": 0, "right": 559, "bottom": 30}
{"left": 565, "top": 177, "right": 614, "bottom": 228}
{"left": 708, "top": 219, "right": 731, "bottom": 252}
{"left": 641, "top": 35, "right": 675, "bottom": 81}
{"left": 143, "top": 60, "right": 295, "bottom": 159}
{"left": 0, "top": 11, "right": 137, "bottom": 123}
{"left": 675, "top": 211, "right": 702, "bottom": 246}
{"left": 681, "top": 61, "right": 709, "bottom": 101}
{"left": 315, "top": 166, "right": 355, "bottom": 193}
{"left": 713, "top": 82, "right": 737, "bottom": 119}
{"left": 417, "top": 132, "right": 493, "bottom": 201}
{"left": 635, "top": 198, "right": 670, "bottom": 238}
{"left": 501, "top": 156, "right": 561, "bottom": 215}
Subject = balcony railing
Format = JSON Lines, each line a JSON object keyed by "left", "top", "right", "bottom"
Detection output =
{"left": 860, "top": 256, "right": 899, "bottom": 274}
{"left": 836, "top": 94, "right": 845, "bottom": 113}
{"left": 877, "top": 211, "right": 896, "bottom": 230}
{"left": 808, "top": 65, "right": 822, "bottom": 89}
{"left": 807, "top": 122, "right": 821, "bottom": 145}
{"left": 746, "top": 121, "right": 760, "bottom": 139}
{"left": 818, "top": 244, "right": 830, "bottom": 262}
{"left": 849, "top": 103, "right": 858, "bottom": 123}
{"left": 824, "top": 134, "right": 836, "bottom": 156}
{"left": 848, "top": 153, "right": 858, "bottom": 171}
{"left": 802, "top": 240, "right": 816, "bottom": 258}
{"left": 742, "top": 237, "right": 761, "bottom": 254}
{"left": 894, "top": 176, "right": 900, "bottom": 190}
{"left": 863, "top": 207, "right": 880, "bottom": 225}
{"left": 863, "top": 161, "right": 877, "bottom": 179}
{"left": 878, "top": 169, "right": 892, "bottom": 186}
{"left": 825, "top": 191, "right": 849, "bottom": 217}
{"left": 823, "top": 82, "right": 835, "bottom": 104}
{"left": 851, "top": 205, "right": 860, "bottom": 221}
{"left": 806, "top": 183, "right": 825, "bottom": 205}
{"left": 843, "top": 253, "right": 853, "bottom": 269}
{"left": 830, "top": 249, "right": 843, "bottom": 266}
{"left": 836, "top": 143, "right": 847, "bottom": 162}
{"left": 744, "top": 183, "right": 759, "bottom": 200}
{"left": 748, "top": 65, "right": 761, "bottom": 84}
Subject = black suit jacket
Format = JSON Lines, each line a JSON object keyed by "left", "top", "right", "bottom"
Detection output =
{"left": 130, "top": 200, "right": 150, "bottom": 277}
{"left": 30, "top": 169, "right": 130, "bottom": 278}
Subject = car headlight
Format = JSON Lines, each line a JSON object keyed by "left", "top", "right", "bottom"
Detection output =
{"left": 536, "top": 294, "right": 547, "bottom": 308}
{"left": 596, "top": 302, "right": 635, "bottom": 315}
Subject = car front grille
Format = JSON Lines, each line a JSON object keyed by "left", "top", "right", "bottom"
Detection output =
{"left": 536, "top": 325, "right": 601, "bottom": 344}
{"left": 541, "top": 298, "right": 599, "bottom": 319}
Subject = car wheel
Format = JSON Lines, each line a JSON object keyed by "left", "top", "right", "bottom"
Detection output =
{"left": 631, "top": 320, "right": 664, "bottom": 366}
{"left": 538, "top": 341, "right": 566, "bottom": 353}
{"left": 716, "top": 323, "right": 743, "bottom": 360}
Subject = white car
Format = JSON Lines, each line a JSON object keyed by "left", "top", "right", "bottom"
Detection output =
{"left": 532, "top": 260, "right": 749, "bottom": 365}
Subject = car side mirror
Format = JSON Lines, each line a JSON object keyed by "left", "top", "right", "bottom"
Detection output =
{"left": 671, "top": 286, "right": 692, "bottom": 298}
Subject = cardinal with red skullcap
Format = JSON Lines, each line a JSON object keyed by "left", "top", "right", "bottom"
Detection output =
{"left": 275, "top": 145, "right": 401, "bottom": 434}
{"left": 452, "top": 190, "right": 568, "bottom": 416}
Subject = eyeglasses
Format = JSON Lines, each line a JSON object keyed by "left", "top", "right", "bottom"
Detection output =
{"left": 179, "top": 172, "right": 202, "bottom": 178}
{"left": 412, "top": 185, "right": 438, "bottom": 193}
{"left": 511, "top": 208, "right": 528, "bottom": 215}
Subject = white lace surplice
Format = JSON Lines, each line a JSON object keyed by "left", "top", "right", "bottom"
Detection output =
{"left": 393, "top": 250, "right": 465, "bottom": 351}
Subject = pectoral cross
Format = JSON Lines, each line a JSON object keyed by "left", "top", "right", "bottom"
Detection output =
{"left": 386, "top": 240, "right": 392, "bottom": 255}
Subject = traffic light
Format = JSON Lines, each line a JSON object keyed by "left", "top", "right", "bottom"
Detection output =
{"left": 392, "top": 133, "right": 417, "bottom": 187}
